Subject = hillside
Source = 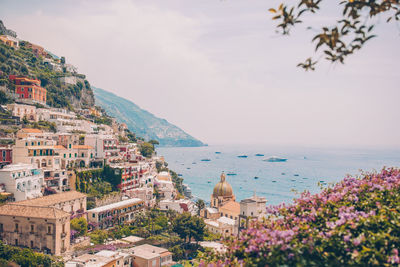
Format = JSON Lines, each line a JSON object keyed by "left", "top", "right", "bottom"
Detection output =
{"left": 93, "top": 87, "right": 205, "bottom": 147}
{"left": 0, "top": 41, "right": 94, "bottom": 110}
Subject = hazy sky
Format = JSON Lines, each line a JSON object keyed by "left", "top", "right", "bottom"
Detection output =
{"left": 1, "top": 0, "right": 399, "bottom": 147}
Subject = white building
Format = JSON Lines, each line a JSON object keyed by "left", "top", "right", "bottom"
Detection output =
{"left": 125, "top": 187, "right": 155, "bottom": 208}
{"left": 155, "top": 180, "right": 176, "bottom": 200}
{"left": 239, "top": 193, "right": 267, "bottom": 219}
{"left": 205, "top": 216, "right": 237, "bottom": 238}
{"left": 87, "top": 198, "right": 144, "bottom": 230}
{"left": 0, "top": 163, "right": 44, "bottom": 201}
{"left": 36, "top": 108, "right": 76, "bottom": 121}
{"left": 6, "top": 103, "right": 37, "bottom": 121}
{"left": 159, "top": 199, "right": 195, "bottom": 214}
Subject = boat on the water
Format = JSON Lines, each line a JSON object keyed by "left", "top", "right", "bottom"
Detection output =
{"left": 227, "top": 172, "right": 237, "bottom": 176}
{"left": 255, "top": 154, "right": 264, "bottom": 157}
{"left": 207, "top": 180, "right": 211, "bottom": 183}
{"left": 263, "top": 156, "right": 287, "bottom": 162}
{"left": 237, "top": 155, "right": 248, "bottom": 158}
{"left": 294, "top": 174, "right": 299, "bottom": 177}
{"left": 254, "top": 176, "right": 259, "bottom": 179}
{"left": 201, "top": 159, "right": 211, "bottom": 162}
{"left": 215, "top": 152, "right": 221, "bottom": 154}
{"left": 178, "top": 174, "right": 183, "bottom": 177}
{"left": 281, "top": 172, "right": 286, "bottom": 175}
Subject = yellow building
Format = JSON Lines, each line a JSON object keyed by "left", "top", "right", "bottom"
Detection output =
{"left": 0, "top": 35, "right": 19, "bottom": 48}
{"left": 0, "top": 204, "right": 70, "bottom": 255}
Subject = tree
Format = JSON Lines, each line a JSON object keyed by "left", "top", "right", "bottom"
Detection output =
{"left": 269, "top": 1, "right": 400, "bottom": 70}
{"left": 139, "top": 142, "right": 154, "bottom": 158}
{"left": 148, "top": 139, "right": 159, "bottom": 148}
{"left": 172, "top": 213, "right": 206, "bottom": 244}
{"left": 195, "top": 199, "right": 205, "bottom": 216}
{"left": 70, "top": 217, "right": 88, "bottom": 237}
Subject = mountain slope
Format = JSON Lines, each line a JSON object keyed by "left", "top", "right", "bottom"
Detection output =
{"left": 92, "top": 87, "right": 205, "bottom": 147}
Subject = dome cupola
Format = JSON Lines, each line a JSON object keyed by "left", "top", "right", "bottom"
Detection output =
{"left": 213, "top": 172, "right": 233, "bottom": 197}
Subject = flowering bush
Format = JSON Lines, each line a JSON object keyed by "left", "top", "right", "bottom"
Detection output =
{"left": 202, "top": 168, "right": 400, "bottom": 266}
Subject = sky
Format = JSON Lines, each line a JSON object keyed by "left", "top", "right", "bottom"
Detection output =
{"left": 0, "top": 0, "right": 399, "bottom": 147}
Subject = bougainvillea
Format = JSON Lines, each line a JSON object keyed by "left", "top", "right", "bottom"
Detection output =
{"left": 201, "top": 168, "right": 400, "bottom": 266}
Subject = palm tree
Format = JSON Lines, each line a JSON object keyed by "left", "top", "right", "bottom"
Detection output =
{"left": 195, "top": 199, "right": 205, "bottom": 216}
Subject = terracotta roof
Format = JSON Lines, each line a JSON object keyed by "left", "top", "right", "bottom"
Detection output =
{"left": 72, "top": 145, "right": 93, "bottom": 149}
{"left": 220, "top": 201, "right": 240, "bottom": 215}
{"left": 0, "top": 204, "right": 69, "bottom": 219}
{"left": 54, "top": 145, "right": 66, "bottom": 149}
{"left": 14, "top": 191, "right": 86, "bottom": 207}
{"left": 20, "top": 128, "right": 42, "bottom": 133}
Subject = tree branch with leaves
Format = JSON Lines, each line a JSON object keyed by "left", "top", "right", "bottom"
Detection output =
{"left": 269, "top": 0, "right": 400, "bottom": 70}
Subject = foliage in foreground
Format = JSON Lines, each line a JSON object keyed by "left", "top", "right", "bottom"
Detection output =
{"left": 0, "top": 241, "right": 62, "bottom": 267}
{"left": 202, "top": 168, "right": 400, "bottom": 266}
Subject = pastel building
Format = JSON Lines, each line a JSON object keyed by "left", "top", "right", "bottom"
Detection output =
{"left": 239, "top": 193, "right": 267, "bottom": 232}
{"left": 159, "top": 199, "right": 195, "bottom": 214}
{"left": 16, "top": 191, "right": 87, "bottom": 215}
{"left": 205, "top": 216, "right": 237, "bottom": 238}
{"left": 0, "top": 163, "right": 44, "bottom": 201}
{"left": 12, "top": 137, "right": 61, "bottom": 173}
{"left": 0, "top": 35, "right": 19, "bottom": 48}
{"left": 6, "top": 103, "right": 37, "bottom": 121}
{"left": 124, "top": 244, "right": 173, "bottom": 267}
{"left": 87, "top": 198, "right": 144, "bottom": 230}
{"left": 0, "top": 145, "right": 12, "bottom": 166}
{"left": 125, "top": 187, "right": 156, "bottom": 208}
{"left": 9, "top": 75, "right": 47, "bottom": 104}
{"left": 0, "top": 204, "right": 70, "bottom": 255}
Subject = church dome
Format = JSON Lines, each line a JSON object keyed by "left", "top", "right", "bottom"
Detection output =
{"left": 213, "top": 172, "right": 233, "bottom": 197}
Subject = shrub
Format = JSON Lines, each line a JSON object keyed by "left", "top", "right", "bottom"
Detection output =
{"left": 202, "top": 168, "right": 400, "bottom": 266}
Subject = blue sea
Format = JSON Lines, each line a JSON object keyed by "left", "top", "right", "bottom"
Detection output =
{"left": 157, "top": 145, "right": 400, "bottom": 206}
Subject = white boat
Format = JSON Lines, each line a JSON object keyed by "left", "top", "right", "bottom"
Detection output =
{"left": 263, "top": 156, "right": 287, "bottom": 162}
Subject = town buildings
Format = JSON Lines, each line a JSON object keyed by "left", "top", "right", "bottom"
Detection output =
{"left": 204, "top": 216, "right": 237, "bottom": 238}
{"left": 0, "top": 163, "right": 44, "bottom": 201}
{"left": 9, "top": 75, "right": 47, "bottom": 104}
{"left": 200, "top": 172, "right": 240, "bottom": 238}
{"left": 0, "top": 203, "right": 70, "bottom": 255}
{"left": 16, "top": 191, "right": 87, "bottom": 215}
{"left": 0, "top": 35, "right": 19, "bottom": 48}
{"left": 6, "top": 103, "right": 37, "bottom": 121}
{"left": 87, "top": 198, "right": 144, "bottom": 230}
{"left": 159, "top": 199, "right": 195, "bottom": 214}
{"left": 125, "top": 244, "right": 173, "bottom": 267}
{"left": 0, "top": 145, "right": 12, "bottom": 167}
{"left": 238, "top": 192, "right": 267, "bottom": 232}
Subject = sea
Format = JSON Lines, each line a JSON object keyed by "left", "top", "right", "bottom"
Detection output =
{"left": 157, "top": 145, "right": 400, "bottom": 206}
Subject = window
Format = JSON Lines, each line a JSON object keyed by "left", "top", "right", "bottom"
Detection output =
{"left": 15, "top": 223, "right": 18, "bottom": 232}
{"left": 30, "top": 240, "right": 34, "bottom": 248}
{"left": 0, "top": 223, "right": 3, "bottom": 232}
{"left": 92, "top": 214, "right": 95, "bottom": 218}
{"left": 15, "top": 239, "right": 18, "bottom": 246}
{"left": 47, "top": 226, "right": 51, "bottom": 234}
{"left": 62, "top": 224, "right": 65, "bottom": 234}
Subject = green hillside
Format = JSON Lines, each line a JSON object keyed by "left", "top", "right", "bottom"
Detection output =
{"left": 93, "top": 87, "right": 205, "bottom": 147}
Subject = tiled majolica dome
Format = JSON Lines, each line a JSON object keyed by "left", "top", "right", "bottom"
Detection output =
{"left": 213, "top": 172, "right": 233, "bottom": 197}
